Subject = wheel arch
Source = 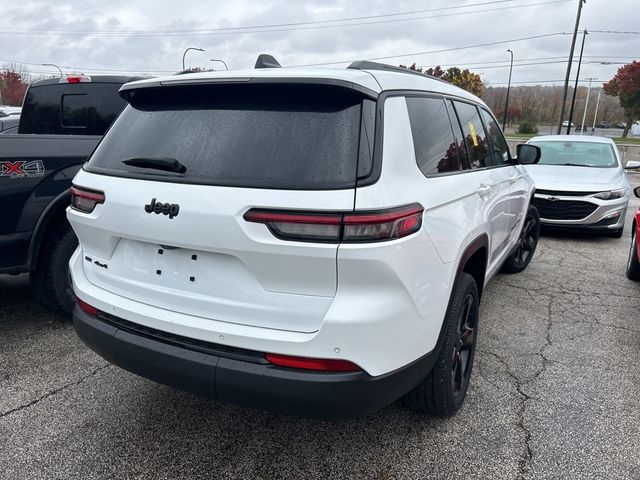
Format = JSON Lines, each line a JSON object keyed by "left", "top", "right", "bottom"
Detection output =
{"left": 457, "top": 234, "right": 489, "bottom": 298}
{"left": 26, "top": 190, "right": 73, "bottom": 270}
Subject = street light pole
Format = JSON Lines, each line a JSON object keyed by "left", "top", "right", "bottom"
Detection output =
{"left": 557, "top": 0, "right": 586, "bottom": 134}
{"left": 566, "top": 29, "right": 588, "bottom": 134}
{"left": 210, "top": 59, "right": 229, "bottom": 70}
{"left": 580, "top": 77, "right": 596, "bottom": 135}
{"left": 502, "top": 49, "right": 514, "bottom": 131}
{"left": 591, "top": 89, "right": 601, "bottom": 131}
{"left": 182, "top": 47, "right": 205, "bottom": 71}
{"left": 41, "top": 63, "right": 63, "bottom": 77}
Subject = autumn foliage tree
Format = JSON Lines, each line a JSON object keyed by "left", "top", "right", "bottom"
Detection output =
{"left": 399, "top": 63, "right": 485, "bottom": 97}
{"left": 603, "top": 61, "right": 640, "bottom": 138}
{"left": 0, "top": 64, "right": 29, "bottom": 106}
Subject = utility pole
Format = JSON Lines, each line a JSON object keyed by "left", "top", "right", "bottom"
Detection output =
{"left": 580, "top": 77, "right": 596, "bottom": 135}
{"left": 566, "top": 29, "right": 588, "bottom": 134}
{"left": 557, "top": 0, "right": 586, "bottom": 134}
{"left": 591, "top": 89, "right": 601, "bottom": 131}
{"left": 502, "top": 49, "right": 514, "bottom": 131}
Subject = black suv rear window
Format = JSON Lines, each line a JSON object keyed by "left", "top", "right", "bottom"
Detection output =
{"left": 86, "top": 84, "right": 368, "bottom": 189}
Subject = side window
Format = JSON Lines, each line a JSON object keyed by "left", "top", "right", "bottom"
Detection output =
{"left": 405, "top": 97, "right": 460, "bottom": 176}
{"left": 480, "top": 108, "right": 511, "bottom": 166}
{"left": 446, "top": 99, "right": 471, "bottom": 170}
{"left": 452, "top": 101, "right": 491, "bottom": 169}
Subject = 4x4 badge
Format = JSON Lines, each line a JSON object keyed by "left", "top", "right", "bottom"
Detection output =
{"left": 144, "top": 198, "right": 180, "bottom": 219}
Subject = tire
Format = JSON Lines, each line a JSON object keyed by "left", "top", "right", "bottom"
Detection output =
{"left": 501, "top": 205, "right": 540, "bottom": 274}
{"left": 403, "top": 273, "right": 479, "bottom": 416}
{"left": 626, "top": 227, "right": 640, "bottom": 281}
{"left": 30, "top": 223, "right": 78, "bottom": 316}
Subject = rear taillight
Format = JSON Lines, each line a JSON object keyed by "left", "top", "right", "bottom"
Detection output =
{"left": 70, "top": 186, "right": 104, "bottom": 213}
{"left": 265, "top": 353, "right": 361, "bottom": 372}
{"left": 244, "top": 203, "right": 423, "bottom": 243}
{"left": 77, "top": 298, "right": 98, "bottom": 316}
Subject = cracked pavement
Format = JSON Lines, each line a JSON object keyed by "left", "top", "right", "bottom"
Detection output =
{"left": 1, "top": 180, "right": 639, "bottom": 480}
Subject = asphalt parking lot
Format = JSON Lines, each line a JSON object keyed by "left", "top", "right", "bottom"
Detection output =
{"left": 1, "top": 183, "right": 639, "bottom": 480}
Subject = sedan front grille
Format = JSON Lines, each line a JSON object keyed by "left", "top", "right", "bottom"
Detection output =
{"left": 533, "top": 198, "right": 598, "bottom": 220}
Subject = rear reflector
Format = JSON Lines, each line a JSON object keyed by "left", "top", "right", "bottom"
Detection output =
{"left": 265, "top": 353, "right": 361, "bottom": 372}
{"left": 244, "top": 203, "right": 423, "bottom": 243}
{"left": 70, "top": 185, "right": 105, "bottom": 213}
{"left": 77, "top": 298, "right": 98, "bottom": 316}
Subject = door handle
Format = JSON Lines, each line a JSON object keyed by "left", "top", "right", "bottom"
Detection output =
{"left": 477, "top": 185, "right": 492, "bottom": 197}
{"left": 508, "top": 176, "right": 520, "bottom": 184}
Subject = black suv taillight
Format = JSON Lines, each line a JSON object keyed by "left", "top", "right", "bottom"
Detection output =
{"left": 244, "top": 204, "right": 423, "bottom": 243}
{"left": 70, "top": 186, "right": 105, "bottom": 213}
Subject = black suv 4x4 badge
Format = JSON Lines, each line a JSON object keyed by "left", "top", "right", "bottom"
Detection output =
{"left": 144, "top": 198, "right": 180, "bottom": 219}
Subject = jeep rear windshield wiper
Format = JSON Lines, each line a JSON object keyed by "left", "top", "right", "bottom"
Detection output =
{"left": 122, "top": 157, "right": 187, "bottom": 174}
{"left": 560, "top": 163, "right": 591, "bottom": 167}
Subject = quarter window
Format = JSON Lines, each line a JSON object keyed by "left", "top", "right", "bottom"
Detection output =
{"left": 406, "top": 97, "right": 460, "bottom": 176}
{"left": 452, "top": 101, "right": 491, "bottom": 169}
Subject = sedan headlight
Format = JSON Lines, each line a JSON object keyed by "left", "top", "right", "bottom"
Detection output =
{"left": 592, "top": 188, "right": 626, "bottom": 200}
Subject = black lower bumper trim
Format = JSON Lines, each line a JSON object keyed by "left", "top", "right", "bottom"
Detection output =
{"left": 73, "top": 307, "right": 436, "bottom": 418}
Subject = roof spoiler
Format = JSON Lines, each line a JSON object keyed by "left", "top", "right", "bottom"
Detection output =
{"left": 255, "top": 54, "right": 281, "bottom": 69}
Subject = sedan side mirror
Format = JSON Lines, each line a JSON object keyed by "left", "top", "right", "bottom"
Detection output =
{"left": 624, "top": 160, "right": 640, "bottom": 170}
{"left": 635, "top": 186, "right": 640, "bottom": 199}
{"left": 516, "top": 144, "right": 541, "bottom": 165}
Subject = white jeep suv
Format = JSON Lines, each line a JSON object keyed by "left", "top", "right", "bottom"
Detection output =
{"left": 68, "top": 58, "right": 541, "bottom": 418}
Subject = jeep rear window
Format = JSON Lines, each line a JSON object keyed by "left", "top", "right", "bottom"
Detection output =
{"left": 86, "top": 84, "right": 368, "bottom": 189}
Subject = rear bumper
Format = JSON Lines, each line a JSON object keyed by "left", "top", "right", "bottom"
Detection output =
{"left": 73, "top": 306, "right": 437, "bottom": 418}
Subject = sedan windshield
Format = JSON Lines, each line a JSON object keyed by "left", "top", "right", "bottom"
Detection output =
{"left": 530, "top": 141, "right": 618, "bottom": 168}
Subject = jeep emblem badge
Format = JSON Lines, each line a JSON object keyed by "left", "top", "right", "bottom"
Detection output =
{"left": 144, "top": 198, "right": 180, "bottom": 219}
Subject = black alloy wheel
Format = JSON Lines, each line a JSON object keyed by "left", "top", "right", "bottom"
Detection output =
{"left": 502, "top": 205, "right": 540, "bottom": 274}
{"left": 452, "top": 294, "right": 476, "bottom": 399}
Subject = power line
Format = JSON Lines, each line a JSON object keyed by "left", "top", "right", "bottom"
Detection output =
{"left": 291, "top": 32, "right": 568, "bottom": 66}
{"left": 589, "top": 30, "right": 640, "bottom": 35}
{"left": 0, "top": 0, "right": 572, "bottom": 37}
{"left": 0, "top": 1, "right": 523, "bottom": 34}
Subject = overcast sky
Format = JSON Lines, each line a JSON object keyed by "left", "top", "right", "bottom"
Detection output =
{"left": 0, "top": 0, "right": 637, "bottom": 87}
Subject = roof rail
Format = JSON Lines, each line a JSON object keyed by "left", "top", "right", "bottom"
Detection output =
{"left": 255, "top": 54, "right": 281, "bottom": 69}
{"left": 347, "top": 60, "right": 450, "bottom": 85}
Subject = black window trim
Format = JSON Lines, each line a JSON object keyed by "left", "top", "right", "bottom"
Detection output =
{"left": 378, "top": 90, "right": 514, "bottom": 180}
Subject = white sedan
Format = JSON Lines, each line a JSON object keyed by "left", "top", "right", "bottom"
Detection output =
{"left": 524, "top": 135, "right": 636, "bottom": 237}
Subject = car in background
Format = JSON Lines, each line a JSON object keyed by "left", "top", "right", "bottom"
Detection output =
{"left": 616, "top": 122, "right": 627, "bottom": 129}
{"left": 524, "top": 135, "right": 633, "bottom": 237}
{"left": 596, "top": 121, "right": 611, "bottom": 129}
{"left": 0, "top": 114, "right": 19, "bottom": 133}
{"left": 0, "top": 106, "right": 22, "bottom": 116}
{"left": 626, "top": 186, "right": 640, "bottom": 280}
{"left": 562, "top": 120, "right": 574, "bottom": 128}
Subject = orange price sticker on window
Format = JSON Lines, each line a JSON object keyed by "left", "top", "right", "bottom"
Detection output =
{"left": 468, "top": 122, "right": 479, "bottom": 147}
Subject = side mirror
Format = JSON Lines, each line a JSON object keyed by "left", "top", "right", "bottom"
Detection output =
{"left": 516, "top": 144, "right": 541, "bottom": 165}
{"left": 634, "top": 186, "right": 640, "bottom": 199}
{"left": 624, "top": 160, "right": 640, "bottom": 170}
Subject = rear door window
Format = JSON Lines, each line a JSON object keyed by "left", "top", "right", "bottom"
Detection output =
{"left": 86, "top": 84, "right": 368, "bottom": 189}
{"left": 452, "top": 101, "right": 491, "bottom": 169}
{"left": 406, "top": 96, "right": 460, "bottom": 176}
